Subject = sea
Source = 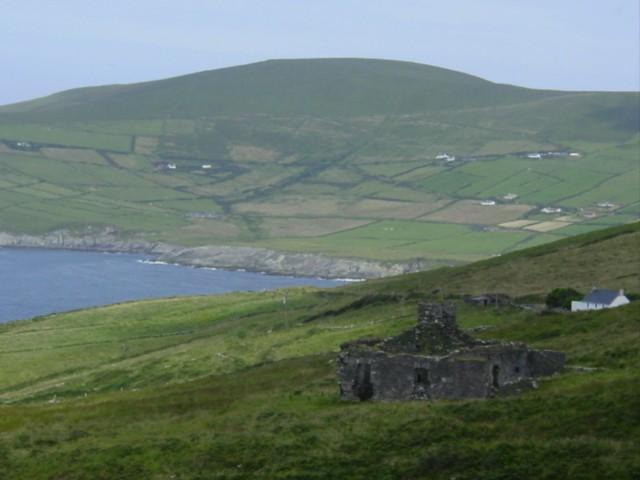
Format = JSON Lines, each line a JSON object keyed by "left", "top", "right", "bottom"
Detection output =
{"left": 0, "top": 248, "right": 343, "bottom": 324}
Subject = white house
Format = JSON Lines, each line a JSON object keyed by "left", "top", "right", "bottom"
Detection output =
{"left": 435, "top": 153, "right": 456, "bottom": 162}
{"left": 541, "top": 207, "right": 563, "bottom": 214}
{"left": 571, "top": 288, "right": 630, "bottom": 312}
{"left": 596, "top": 201, "right": 616, "bottom": 209}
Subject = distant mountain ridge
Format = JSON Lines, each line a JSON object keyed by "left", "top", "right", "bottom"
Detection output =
{"left": 0, "top": 58, "right": 597, "bottom": 120}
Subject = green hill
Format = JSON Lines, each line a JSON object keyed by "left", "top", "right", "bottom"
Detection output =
{"left": 0, "top": 223, "right": 638, "bottom": 478}
{"left": 0, "top": 59, "right": 638, "bottom": 265}
{"left": 0, "top": 59, "right": 569, "bottom": 119}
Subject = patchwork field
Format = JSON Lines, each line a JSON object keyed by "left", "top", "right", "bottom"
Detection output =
{"left": 421, "top": 200, "right": 533, "bottom": 225}
{"left": 524, "top": 221, "right": 573, "bottom": 232}
{"left": 0, "top": 59, "right": 637, "bottom": 265}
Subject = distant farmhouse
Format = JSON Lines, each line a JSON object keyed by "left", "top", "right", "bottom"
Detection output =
{"left": 571, "top": 288, "right": 630, "bottom": 312}
{"left": 541, "top": 207, "right": 563, "bottom": 214}
{"left": 435, "top": 153, "right": 456, "bottom": 162}
{"left": 337, "top": 302, "right": 564, "bottom": 401}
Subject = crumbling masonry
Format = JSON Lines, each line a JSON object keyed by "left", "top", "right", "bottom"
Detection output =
{"left": 337, "top": 302, "right": 565, "bottom": 401}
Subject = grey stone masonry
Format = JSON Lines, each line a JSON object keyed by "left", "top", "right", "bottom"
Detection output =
{"left": 337, "top": 302, "right": 565, "bottom": 401}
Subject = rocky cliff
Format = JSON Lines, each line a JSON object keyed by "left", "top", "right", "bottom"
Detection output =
{"left": 0, "top": 229, "right": 430, "bottom": 279}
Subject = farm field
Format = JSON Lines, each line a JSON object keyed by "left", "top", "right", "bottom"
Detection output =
{"left": 0, "top": 59, "right": 637, "bottom": 265}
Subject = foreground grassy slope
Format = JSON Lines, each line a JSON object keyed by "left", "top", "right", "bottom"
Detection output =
{"left": 0, "top": 224, "right": 638, "bottom": 478}
{"left": 1, "top": 341, "right": 638, "bottom": 479}
{"left": 0, "top": 223, "right": 637, "bottom": 401}
{"left": 0, "top": 59, "right": 637, "bottom": 263}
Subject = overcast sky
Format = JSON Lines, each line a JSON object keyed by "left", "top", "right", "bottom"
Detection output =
{"left": 1, "top": 0, "right": 638, "bottom": 105}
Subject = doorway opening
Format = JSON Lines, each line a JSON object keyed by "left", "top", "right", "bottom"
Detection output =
{"left": 492, "top": 364, "right": 500, "bottom": 389}
{"left": 354, "top": 363, "right": 374, "bottom": 401}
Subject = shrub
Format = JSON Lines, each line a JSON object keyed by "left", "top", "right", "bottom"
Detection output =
{"left": 545, "top": 288, "right": 582, "bottom": 310}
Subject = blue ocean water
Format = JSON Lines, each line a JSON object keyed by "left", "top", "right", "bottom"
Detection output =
{"left": 0, "top": 248, "right": 341, "bottom": 323}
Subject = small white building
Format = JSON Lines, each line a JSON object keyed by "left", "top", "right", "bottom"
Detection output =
{"left": 435, "top": 153, "right": 456, "bottom": 162}
{"left": 571, "top": 288, "right": 630, "bottom": 312}
{"left": 202, "top": 164, "right": 212, "bottom": 169}
{"left": 596, "top": 201, "right": 616, "bottom": 209}
{"left": 480, "top": 200, "right": 496, "bottom": 206}
{"left": 541, "top": 207, "right": 563, "bottom": 214}
{"left": 167, "top": 163, "right": 177, "bottom": 170}
{"left": 527, "top": 153, "right": 542, "bottom": 159}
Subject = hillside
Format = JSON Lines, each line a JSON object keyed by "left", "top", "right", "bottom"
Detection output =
{"left": 0, "top": 59, "right": 568, "bottom": 119}
{"left": 0, "top": 223, "right": 638, "bottom": 478}
{"left": 0, "top": 58, "right": 638, "bottom": 267}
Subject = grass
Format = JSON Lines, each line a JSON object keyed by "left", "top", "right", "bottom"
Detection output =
{"left": 421, "top": 200, "right": 533, "bottom": 225}
{"left": 0, "top": 58, "right": 637, "bottom": 264}
{"left": 253, "top": 220, "right": 538, "bottom": 261}
{"left": 0, "top": 123, "right": 131, "bottom": 151}
{"left": 563, "top": 171, "right": 640, "bottom": 208}
{"left": 0, "top": 353, "right": 638, "bottom": 479}
{"left": 0, "top": 59, "right": 568, "bottom": 120}
{"left": 0, "top": 224, "right": 639, "bottom": 478}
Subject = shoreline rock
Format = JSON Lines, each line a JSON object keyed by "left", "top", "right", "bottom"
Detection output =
{"left": 0, "top": 229, "right": 430, "bottom": 279}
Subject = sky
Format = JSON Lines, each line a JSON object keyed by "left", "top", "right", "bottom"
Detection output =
{"left": 1, "top": 0, "right": 638, "bottom": 105}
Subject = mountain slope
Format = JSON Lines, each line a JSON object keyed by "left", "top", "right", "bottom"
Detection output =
{"left": 0, "top": 58, "right": 571, "bottom": 120}
{"left": 0, "top": 58, "right": 637, "bottom": 266}
{"left": 0, "top": 223, "right": 638, "bottom": 478}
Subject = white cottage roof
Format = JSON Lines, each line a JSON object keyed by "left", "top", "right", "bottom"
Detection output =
{"left": 582, "top": 289, "right": 621, "bottom": 305}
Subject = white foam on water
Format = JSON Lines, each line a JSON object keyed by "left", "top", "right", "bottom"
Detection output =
{"left": 136, "top": 259, "right": 170, "bottom": 266}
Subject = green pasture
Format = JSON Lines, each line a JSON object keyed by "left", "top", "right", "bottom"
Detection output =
{"left": 0, "top": 134, "right": 637, "bottom": 263}
{"left": 153, "top": 198, "right": 222, "bottom": 213}
{"left": 554, "top": 224, "right": 606, "bottom": 236}
{"left": 357, "top": 161, "right": 428, "bottom": 177}
{"left": 563, "top": 171, "right": 640, "bottom": 208}
{"left": 0, "top": 123, "right": 131, "bottom": 151}
{"left": 0, "top": 225, "right": 639, "bottom": 478}
{"left": 93, "top": 186, "right": 190, "bottom": 202}
{"left": 253, "top": 220, "right": 543, "bottom": 261}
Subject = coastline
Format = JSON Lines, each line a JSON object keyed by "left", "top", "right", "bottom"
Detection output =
{"left": 0, "top": 230, "right": 431, "bottom": 280}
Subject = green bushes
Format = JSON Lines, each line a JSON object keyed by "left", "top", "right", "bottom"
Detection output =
{"left": 545, "top": 288, "right": 583, "bottom": 310}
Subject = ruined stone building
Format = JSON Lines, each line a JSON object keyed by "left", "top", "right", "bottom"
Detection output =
{"left": 337, "top": 302, "right": 565, "bottom": 401}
